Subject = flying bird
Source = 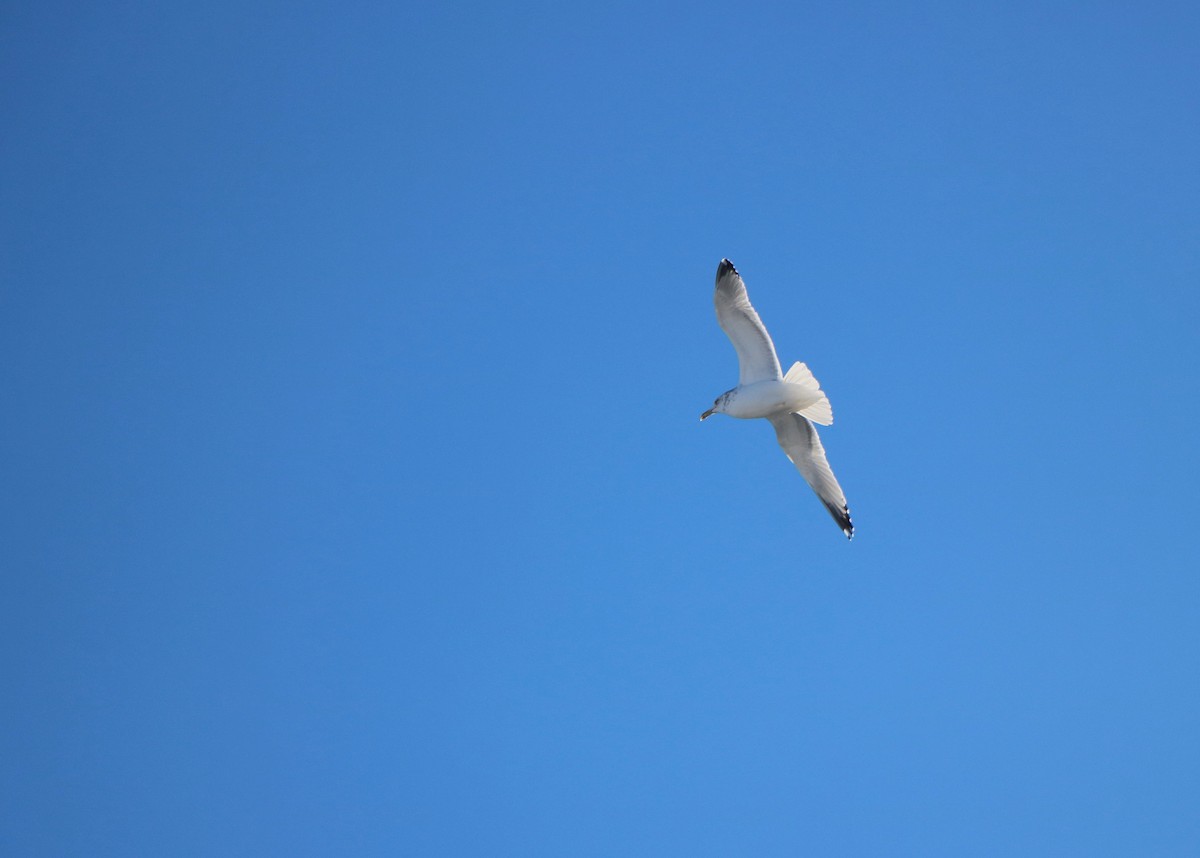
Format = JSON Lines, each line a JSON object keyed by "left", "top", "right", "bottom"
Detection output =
{"left": 701, "top": 259, "right": 853, "bottom": 539}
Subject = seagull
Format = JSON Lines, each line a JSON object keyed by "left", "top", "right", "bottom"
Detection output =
{"left": 701, "top": 259, "right": 854, "bottom": 539}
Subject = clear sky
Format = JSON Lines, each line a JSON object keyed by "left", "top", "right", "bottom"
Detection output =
{"left": 3, "top": 1, "right": 1199, "bottom": 855}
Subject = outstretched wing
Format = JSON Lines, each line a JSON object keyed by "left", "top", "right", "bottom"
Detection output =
{"left": 714, "top": 259, "right": 782, "bottom": 385}
{"left": 767, "top": 411, "right": 854, "bottom": 539}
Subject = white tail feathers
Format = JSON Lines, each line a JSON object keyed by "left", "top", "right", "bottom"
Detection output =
{"left": 783, "top": 360, "right": 820, "bottom": 389}
{"left": 784, "top": 361, "right": 834, "bottom": 426}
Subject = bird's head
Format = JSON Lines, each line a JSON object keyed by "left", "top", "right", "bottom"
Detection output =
{"left": 700, "top": 390, "right": 733, "bottom": 421}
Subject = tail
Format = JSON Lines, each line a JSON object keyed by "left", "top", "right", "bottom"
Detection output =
{"left": 784, "top": 361, "right": 834, "bottom": 426}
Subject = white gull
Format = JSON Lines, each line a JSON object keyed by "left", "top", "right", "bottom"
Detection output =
{"left": 701, "top": 259, "right": 854, "bottom": 539}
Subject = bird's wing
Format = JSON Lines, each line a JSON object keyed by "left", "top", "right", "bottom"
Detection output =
{"left": 714, "top": 259, "right": 783, "bottom": 385}
{"left": 767, "top": 411, "right": 853, "bottom": 539}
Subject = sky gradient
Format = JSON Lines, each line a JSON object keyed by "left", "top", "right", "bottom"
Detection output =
{"left": 4, "top": 1, "right": 1200, "bottom": 855}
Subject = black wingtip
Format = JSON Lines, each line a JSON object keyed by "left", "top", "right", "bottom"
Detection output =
{"left": 716, "top": 258, "right": 738, "bottom": 279}
{"left": 826, "top": 502, "right": 854, "bottom": 540}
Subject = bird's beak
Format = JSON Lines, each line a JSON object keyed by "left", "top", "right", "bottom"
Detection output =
{"left": 700, "top": 409, "right": 714, "bottom": 421}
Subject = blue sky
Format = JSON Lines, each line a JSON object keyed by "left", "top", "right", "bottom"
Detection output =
{"left": 3, "top": 1, "right": 1199, "bottom": 854}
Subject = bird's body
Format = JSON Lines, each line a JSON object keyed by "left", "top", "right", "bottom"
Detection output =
{"left": 709, "top": 378, "right": 825, "bottom": 420}
{"left": 701, "top": 259, "right": 854, "bottom": 539}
